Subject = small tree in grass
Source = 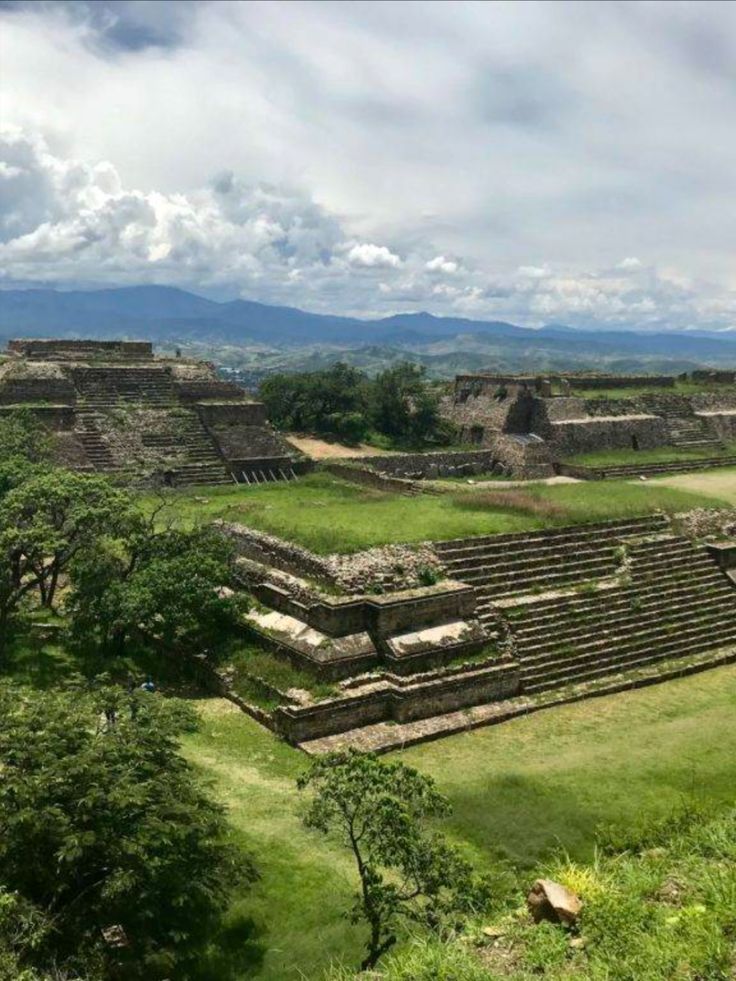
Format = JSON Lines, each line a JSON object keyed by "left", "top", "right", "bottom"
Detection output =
{"left": 298, "top": 750, "right": 491, "bottom": 970}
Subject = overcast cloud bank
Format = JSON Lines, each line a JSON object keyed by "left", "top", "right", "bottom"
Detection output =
{"left": 0, "top": 0, "right": 734, "bottom": 330}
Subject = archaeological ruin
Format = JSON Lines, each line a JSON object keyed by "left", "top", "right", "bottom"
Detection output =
{"left": 3, "top": 341, "right": 735, "bottom": 753}
{"left": 0, "top": 339, "right": 304, "bottom": 486}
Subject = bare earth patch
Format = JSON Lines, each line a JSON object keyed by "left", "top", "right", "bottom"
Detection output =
{"left": 284, "top": 434, "right": 397, "bottom": 458}
{"left": 647, "top": 467, "right": 736, "bottom": 506}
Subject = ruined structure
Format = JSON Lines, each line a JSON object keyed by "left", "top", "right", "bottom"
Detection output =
{"left": 0, "top": 339, "right": 303, "bottom": 485}
{"left": 438, "top": 372, "right": 736, "bottom": 479}
{"left": 222, "top": 510, "right": 736, "bottom": 752}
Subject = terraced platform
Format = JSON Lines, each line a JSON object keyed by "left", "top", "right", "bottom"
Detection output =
{"left": 289, "top": 515, "right": 736, "bottom": 752}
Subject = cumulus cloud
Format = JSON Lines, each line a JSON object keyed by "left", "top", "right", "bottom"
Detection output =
{"left": 346, "top": 243, "right": 402, "bottom": 269}
{"left": 426, "top": 255, "right": 459, "bottom": 275}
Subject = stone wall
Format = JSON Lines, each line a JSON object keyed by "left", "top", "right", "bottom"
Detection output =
{"left": 0, "top": 404, "right": 75, "bottom": 430}
{"left": 174, "top": 380, "right": 246, "bottom": 402}
{"left": 271, "top": 661, "right": 520, "bottom": 743}
{"left": 697, "top": 411, "right": 736, "bottom": 441}
{"left": 239, "top": 560, "right": 475, "bottom": 639}
{"left": 545, "top": 415, "right": 668, "bottom": 455}
{"left": 566, "top": 374, "right": 675, "bottom": 390}
{"left": 195, "top": 401, "right": 267, "bottom": 426}
{"left": 0, "top": 378, "right": 76, "bottom": 405}
{"left": 349, "top": 449, "right": 501, "bottom": 479}
{"left": 222, "top": 521, "right": 444, "bottom": 595}
{"left": 324, "top": 462, "right": 425, "bottom": 494}
{"left": 220, "top": 523, "right": 336, "bottom": 584}
{"left": 7, "top": 339, "right": 152, "bottom": 359}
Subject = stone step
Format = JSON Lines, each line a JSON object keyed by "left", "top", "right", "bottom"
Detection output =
{"left": 512, "top": 567, "right": 732, "bottom": 624}
{"left": 468, "top": 556, "right": 619, "bottom": 594}
{"left": 516, "top": 595, "right": 735, "bottom": 661}
{"left": 298, "top": 647, "right": 736, "bottom": 754}
{"left": 522, "top": 628, "right": 736, "bottom": 694}
{"left": 508, "top": 578, "right": 733, "bottom": 640}
{"left": 435, "top": 515, "right": 668, "bottom": 557}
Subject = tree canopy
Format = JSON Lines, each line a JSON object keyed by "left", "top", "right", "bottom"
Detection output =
{"left": 0, "top": 682, "right": 250, "bottom": 979}
{"left": 260, "top": 361, "right": 454, "bottom": 447}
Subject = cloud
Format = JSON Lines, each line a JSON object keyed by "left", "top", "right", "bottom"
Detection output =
{"left": 346, "top": 243, "right": 402, "bottom": 269}
{"left": 426, "top": 255, "right": 459, "bottom": 274}
{"left": 617, "top": 257, "right": 643, "bottom": 271}
{"left": 0, "top": 1, "right": 735, "bottom": 329}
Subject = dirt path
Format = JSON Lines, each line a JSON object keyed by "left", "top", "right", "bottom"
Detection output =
{"left": 284, "top": 434, "right": 397, "bottom": 459}
{"left": 647, "top": 468, "right": 736, "bottom": 506}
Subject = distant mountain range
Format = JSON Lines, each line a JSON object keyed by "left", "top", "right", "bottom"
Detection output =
{"left": 1, "top": 285, "right": 735, "bottom": 374}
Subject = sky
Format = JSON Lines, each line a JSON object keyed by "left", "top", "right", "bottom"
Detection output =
{"left": 0, "top": 0, "right": 734, "bottom": 330}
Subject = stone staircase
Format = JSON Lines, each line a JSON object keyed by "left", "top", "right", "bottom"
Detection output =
{"left": 593, "top": 456, "right": 736, "bottom": 479}
{"left": 507, "top": 537, "right": 736, "bottom": 694}
{"left": 640, "top": 393, "right": 722, "bottom": 451}
{"left": 75, "top": 411, "right": 117, "bottom": 470}
{"left": 294, "top": 516, "right": 736, "bottom": 753}
{"left": 72, "top": 367, "right": 176, "bottom": 408}
{"left": 140, "top": 415, "right": 232, "bottom": 486}
{"left": 435, "top": 515, "right": 669, "bottom": 612}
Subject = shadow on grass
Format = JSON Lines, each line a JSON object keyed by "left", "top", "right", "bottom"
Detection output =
{"left": 193, "top": 912, "right": 267, "bottom": 980}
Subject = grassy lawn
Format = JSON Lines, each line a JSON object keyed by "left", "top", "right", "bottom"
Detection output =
{"left": 180, "top": 664, "right": 736, "bottom": 979}
{"left": 567, "top": 442, "right": 736, "bottom": 468}
{"left": 4, "top": 634, "right": 736, "bottom": 979}
{"left": 142, "top": 471, "right": 730, "bottom": 554}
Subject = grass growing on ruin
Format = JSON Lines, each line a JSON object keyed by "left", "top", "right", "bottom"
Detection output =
{"left": 180, "top": 664, "right": 736, "bottom": 979}
{"left": 567, "top": 441, "right": 736, "bottom": 468}
{"left": 570, "top": 380, "right": 733, "bottom": 400}
{"left": 142, "top": 471, "right": 729, "bottom": 554}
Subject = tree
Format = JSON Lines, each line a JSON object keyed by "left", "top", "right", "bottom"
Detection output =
{"left": 298, "top": 750, "right": 491, "bottom": 970}
{"left": 67, "top": 526, "right": 245, "bottom": 656}
{"left": 0, "top": 682, "right": 250, "bottom": 979}
{"left": 370, "top": 363, "right": 450, "bottom": 446}
{"left": 0, "top": 409, "right": 53, "bottom": 500}
{"left": 0, "top": 470, "right": 137, "bottom": 650}
{"left": 260, "top": 364, "right": 370, "bottom": 443}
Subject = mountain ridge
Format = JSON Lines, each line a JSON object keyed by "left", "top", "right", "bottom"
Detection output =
{"left": 0, "top": 286, "right": 734, "bottom": 367}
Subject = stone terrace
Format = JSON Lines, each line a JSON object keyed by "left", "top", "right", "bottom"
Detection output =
{"left": 0, "top": 338, "right": 303, "bottom": 487}
{"left": 225, "top": 511, "right": 736, "bottom": 751}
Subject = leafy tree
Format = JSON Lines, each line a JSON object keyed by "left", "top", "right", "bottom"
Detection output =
{"left": 0, "top": 409, "right": 53, "bottom": 499}
{"left": 370, "top": 362, "right": 447, "bottom": 445}
{"left": 260, "top": 361, "right": 453, "bottom": 447}
{"left": 260, "top": 363, "right": 370, "bottom": 442}
{"left": 298, "top": 750, "right": 491, "bottom": 970}
{"left": 0, "top": 471, "right": 137, "bottom": 650}
{"left": 0, "top": 682, "right": 249, "bottom": 979}
{"left": 67, "top": 526, "right": 245, "bottom": 656}
{"left": 0, "top": 889, "right": 48, "bottom": 981}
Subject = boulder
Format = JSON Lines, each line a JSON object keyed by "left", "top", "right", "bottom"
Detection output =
{"left": 527, "top": 878, "right": 582, "bottom": 926}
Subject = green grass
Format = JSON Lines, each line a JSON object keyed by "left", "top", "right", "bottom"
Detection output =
{"left": 567, "top": 441, "right": 736, "bottom": 468}
{"left": 568, "top": 380, "right": 734, "bottom": 400}
{"left": 141, "top": 472, "right": 730, "bottom": 554}
{"left": 5, "top": 637, "right": 736, "bottom": 979}
{"left": 229, "top": 643, "right": 336, "bottom": 707}
{"left": 180, "top": 665, "right": 736, "bottom": 978}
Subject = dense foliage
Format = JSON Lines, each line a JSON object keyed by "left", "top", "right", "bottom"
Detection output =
{"left": 67, "top": 525, "right": 245, "bottom": 655}
{"left": 0, "top": 408, "right": 53, "bottom": 498}
{"left": 260, "top": 361, "right": 454, "bottom": 446}
{"left": 0, "top": 682, "right": 249, "bottom": 979}
{"left": 299, "top": 750, "right": 491, "bottom": 969}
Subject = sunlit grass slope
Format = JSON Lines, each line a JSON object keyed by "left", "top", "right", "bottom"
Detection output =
{"left": 142, "top": 471, "right": 728, "bottom": 554}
